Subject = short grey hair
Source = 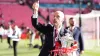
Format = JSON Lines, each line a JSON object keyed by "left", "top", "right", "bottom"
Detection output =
{"left": 56, "top": 11, "right": 64, "bottom": 21}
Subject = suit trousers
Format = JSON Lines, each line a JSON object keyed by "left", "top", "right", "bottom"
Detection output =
{"left": 13, "top": 41, "right": 18, "bottom": 56}
{"left": 0, "top": 35, "right": 2, "bottom": 43}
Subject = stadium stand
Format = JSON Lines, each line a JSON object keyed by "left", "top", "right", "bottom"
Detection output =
{"left": 0, "top": 4, "right": 33, "bottom": 28}
{"left": 0, "top": 0, "right": 100, "bottom": 28}
{"left": 0, "top": 0, "right": 16, "bottom": 2}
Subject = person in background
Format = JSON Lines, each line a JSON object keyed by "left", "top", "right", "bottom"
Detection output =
{"left": 26, "top": 27, "right": 34, "bottom": 48}
{"left": 11, "top": 25, "right": 21, "bottom": 56}
{"left": 66, "top": 17, "right": 84, "bottom": 56}
{"left": 0, "top": 23, "right": 4, "bottom": 43}
{"left": 7, "top": 20, "right": 15, "bottom": 48}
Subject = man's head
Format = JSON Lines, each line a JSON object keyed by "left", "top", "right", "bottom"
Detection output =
{"left": 9, "top": 19, "right": 15, "bottom": 25}
{"left": 53, "top": 11, "right": 64, "bottom": 29}
{"left": 69, "top": 17, "right": 74, "bottom": 26}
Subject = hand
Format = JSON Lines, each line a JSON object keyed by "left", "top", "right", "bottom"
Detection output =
{"left": 32, "top": 1, "right": 39, "bottom": 14}
{"left": 80, "top": 50, "right": 84, "bottom": 54}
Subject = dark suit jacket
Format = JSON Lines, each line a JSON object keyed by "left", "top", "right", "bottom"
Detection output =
{"left": 66, "top": 26, "right": 84, "bottom": 53}
{"left": 31, "top": 17, "right": 67, "bottom": 56}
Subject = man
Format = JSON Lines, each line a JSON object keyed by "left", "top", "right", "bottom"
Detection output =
{"left": 7, "top": 20, "right": 14, "bottom": 48}
{"left": 0, "top": 24, "right": 4, "bottom": 43}
{"left": 31, "top": 0, "right": 67, "bottom": 56}
{"left": 11, "top": 25, "right": 21, "bottom": 56}
{"left": 66, "top": 17, "right": 84, "bottom": 56}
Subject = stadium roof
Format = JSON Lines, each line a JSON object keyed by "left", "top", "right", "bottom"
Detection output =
{"left": 40, "top": 3, "right": 100, "bottom": 9}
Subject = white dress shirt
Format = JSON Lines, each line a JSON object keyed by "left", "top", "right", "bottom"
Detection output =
{"left": 11, "top": 26, "right": 22, "bottom": 41}
{"left": 0, "top": 27, "right": 5, "bottom": 35}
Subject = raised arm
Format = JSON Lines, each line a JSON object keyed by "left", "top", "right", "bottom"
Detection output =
{"left": 31, "top": 0, "right": 53, "bottom": 34}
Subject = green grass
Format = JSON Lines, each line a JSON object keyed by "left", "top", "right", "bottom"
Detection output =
{"left": 0, "top": 39, "right": 40, "bottom": 56}
{"left": 81, "top": 46, "right": 100, "bottom": 56}
{"left": 81, "top": 39, "right": 100, "bottom": 56}
{"left": 0, "top": 39, "right": 100, "bottom": 56}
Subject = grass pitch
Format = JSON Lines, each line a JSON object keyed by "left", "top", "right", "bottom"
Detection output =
{"left": 0, "top": 39, "right": 100, "bottom": 56}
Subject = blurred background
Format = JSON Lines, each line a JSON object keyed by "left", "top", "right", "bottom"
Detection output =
{"left": 0, "top": 0, "right": 100, "bottom": 56}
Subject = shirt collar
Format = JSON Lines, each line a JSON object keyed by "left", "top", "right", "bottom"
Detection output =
{"left": 54, "top": 25, "right": 62, "bottom": 33}
{"left": 69, "top": 25, "right": 77, "bottom": 30}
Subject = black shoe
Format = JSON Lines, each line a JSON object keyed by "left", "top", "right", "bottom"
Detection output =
{"left": 33, "top": 44, "right": 39, "bottom": 48}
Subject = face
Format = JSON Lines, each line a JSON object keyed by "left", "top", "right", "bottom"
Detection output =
{"left": 53, "top": 11, "right": 63, "bottom": 29}
{"left": 69, "top": 18, "right": 74, "bottom": 26}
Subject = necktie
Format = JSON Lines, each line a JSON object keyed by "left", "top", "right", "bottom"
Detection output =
{"left": 54, "top": 29, "right": 61, "bottom": 50}
{"left": 54, "top": 29, "right": 58, "bottom": 46}
{"left": 55, "top": 29, "right": 58, "bottom": 40}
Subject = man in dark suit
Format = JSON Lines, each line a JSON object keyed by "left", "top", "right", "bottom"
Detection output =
{"left": 66, "top": 17, "right": 84, "bottom": 56}
{"left": 31, "top": 0, "right": 67, "bottom": 56}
